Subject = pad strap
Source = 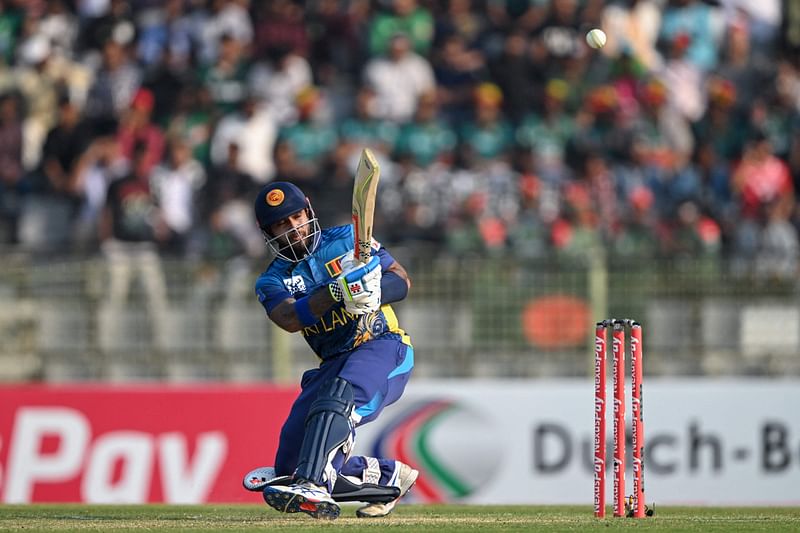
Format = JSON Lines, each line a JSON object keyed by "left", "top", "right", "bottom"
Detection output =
{"left": 364, "top": 457, "right": 382, "bottom": 485}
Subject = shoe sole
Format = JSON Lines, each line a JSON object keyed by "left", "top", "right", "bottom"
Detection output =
{"left": 263, "top": 487, "right": 341, "bottom": 520}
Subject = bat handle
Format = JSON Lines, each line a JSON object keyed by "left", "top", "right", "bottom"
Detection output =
{"left": 356, "top": 242, "right": 371, "bottom": 265}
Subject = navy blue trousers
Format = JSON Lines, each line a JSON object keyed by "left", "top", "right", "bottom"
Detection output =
{"left": 274, "top": 336, "right": 414, "bottom": 481}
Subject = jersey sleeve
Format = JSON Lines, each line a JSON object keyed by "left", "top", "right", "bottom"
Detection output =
{"left": 255, "top": 273, "right": 292, "bottom": 314}
{"left": 374, "top": 241, "right": 396, "bottom": 270}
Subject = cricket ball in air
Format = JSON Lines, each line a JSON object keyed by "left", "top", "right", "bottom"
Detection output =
{"left": 586, "top": 29, "right": 607, "bottom": 49}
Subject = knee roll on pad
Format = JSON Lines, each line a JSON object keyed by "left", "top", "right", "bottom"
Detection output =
{"left": 294, "top": 377, "right": 355, "bottom": 485}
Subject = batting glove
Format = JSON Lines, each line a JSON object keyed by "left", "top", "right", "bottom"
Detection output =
{"left": 330, "top": 255, "right": 382, "bottom": 315}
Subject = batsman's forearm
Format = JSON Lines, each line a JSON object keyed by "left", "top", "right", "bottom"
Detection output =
{"left": 307, "top": 286, "right": 339, "bottom": 316}
{"left": 269, "top": 287, "right": 337, "bottom": 332}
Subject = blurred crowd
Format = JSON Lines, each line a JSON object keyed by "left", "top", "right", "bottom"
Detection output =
{"left": 0, "top": 0, "right": 799, "bottom": 279}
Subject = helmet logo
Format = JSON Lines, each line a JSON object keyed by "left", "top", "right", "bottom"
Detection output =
{"left": 266, "top": 189, "right": 285, "bottom": 206}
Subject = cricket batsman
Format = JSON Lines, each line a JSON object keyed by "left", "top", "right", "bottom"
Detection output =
{"left": 245, "top": 181, "right": 418, "bottom": 519}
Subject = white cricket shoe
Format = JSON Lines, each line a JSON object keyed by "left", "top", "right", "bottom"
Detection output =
{"left": 263, "top": 480, "right": 340, "bottom": 520}
{"left": 356, "top": 462, "right": 419, "bottom": 518}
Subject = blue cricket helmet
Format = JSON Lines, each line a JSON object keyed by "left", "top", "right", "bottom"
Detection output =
{"left": 254, "top": 181, "right": 309, "bottom": 229}
{"left": 254, "top": 182, "right": 322, "bottom": 262}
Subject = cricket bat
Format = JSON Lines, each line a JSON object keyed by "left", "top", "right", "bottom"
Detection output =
{"left": 352, "top": 148, "right": 381, "bottom": 265}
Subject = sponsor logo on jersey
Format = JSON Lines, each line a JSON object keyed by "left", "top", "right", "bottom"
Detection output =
{"left": 282, "top": 275, "right": 306, "bottom": 294}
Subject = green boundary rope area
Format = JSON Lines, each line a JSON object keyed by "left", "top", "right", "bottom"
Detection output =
{"left": 1, "top": 505, "right": 798, "bottom": 533}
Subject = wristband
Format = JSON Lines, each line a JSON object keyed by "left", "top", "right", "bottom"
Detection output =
{"left": 294, "top": 296, "right": 317, "bottom": 327}
{"left": 380, "top": 271, "right": 408, "bottom": 304}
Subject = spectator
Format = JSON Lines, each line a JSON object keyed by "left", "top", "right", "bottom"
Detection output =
{"left": 732, "top": 131, "right": 794, "bottom": 222}
{"left": 6, "top": 34, "right": 60, "bottom": 170}
{"left": 660, "top": 32, "right": 706, "bottom": 122}
{"left": 661, "top": 200, "right": 722, "bottom": 260}
{"left": 199, "top": 33, "right": 250, "bottom": 115}
{"left": 516, "top": 78, "right": 576, "bottom": 184}
{"left": 485, "top": 0, "right": 546, "bottom": 34}
{"left": 0, "top": 92, "right": 24, "bottom": 244}
{"left": 716, "top": 18, "right": 772, "bottom": 115}
{"left": 272, "top": 137, "right": 315, "bottom": 184}
{"left": 202, "top": 141, "right": 261, "bottom": 259}
{"left": 209, "top": 93, "right": 278, "bottom": 184}
{"left": 394, "top": 91, "right": 457, "bottom": 169}
{"left": 71, "top": 136, "right": 127, "bottom": 249}
{"left": 363, "top": 32, "right": 436, "bottom": 123}
{"left": 166, "top": 86, "right": 215, "bottom": 166}
{"left": 196, "top": 0, "right": 253, "bottom": 66}
{"left": 780, "top": 0, "right": 800, "bottom": 58}
{"left": 533, "top": 0, "right": 586, "bottom": 63}
{"left": 551, "top": 186, "right": 603, "bottom": 263}
{"left": 84, "top": 37, "right": 142, "bottom": 132}
{"left": 613, "top": 185, "right": 660, "bottom": 259}
{"left": 248, "top": 45, "right": 313, "bottom": 126}
{"left": 251, "top": 0, "right": 308, "bottom": 61}
{"left": 78, "top": 0, "right": 135, "bottom": 57}
{"left": 150, "top": 137, "right": 206, "bottom": 255}
{"left": 276, "top": 86, "right": 338, "bottom": 183}
{"left": 631, "top": 77, "right": 694, "bottom": 171}
{"left": 116, "top": 87, "right": 166, "bottom": 177}
{"left": 368, "top": 0, "right": 434, "bottom": 57}
{"left": 693, "top": 139, "right": 735, "bottom": 236}
{"left": 36, "top": 96, "right": 90, "bottom": 198}
{"left": 0, "top": 0, "right": 793, "bottom": 269}
{"left": 308, "top": 144, "right": 362, "bottom": 228}
{"left": 433, "top": 32, "right": 487, "bottom": 126}
{"left": 692, "top": 76, "right": 749, "bottom": 161}
{"left": 338, "top": 85, "right": 399, "bottom": 163}
{"left": 0, "top": 2, "right": 23, "bottom": 65}
{"left": 98, "top": 140, "right": 169, "bottom": 316}
{"left": 142, "top": 47, "right": 190, "bottom": 129}
{"left": 754, "top": 197, "right": 799, "bottom": 281}
{"left": 569, "top": 84, "right": 633, "bottom": 167}
{"left": 388, "top": 165, "right": 450, "bottom": 245}
{"left": 750, "top": 60, "right": 800, "bottom": 160}
{"left": 601, "top": 0, "right": 663, "bottom": 72}
{"left": 20, "top": 6, "right": 93, "bottom": 109}
{"left": 458, "top": 82, "right": 515, "bottom": 169}
{"left": 566, "top": 152, "right": 619, "bottom": 242}
{"left": 19, "top": 95, "right": 91, "bottom": 249}
{"left": 135, "top": 0, "right": 194, "bottom": 69}
{"left": 488, "top": 29, "right": 539, "bottom": 125}
{"left": 507, "top": 151, "right": 551, "bottom": 260}
{"left": 307, "top": 0, "right": 371, "bottom": 77}
{"left": 446, "top": 190, "right": 496, "bottom": 256}
{"left": 434, "top": 0, "right": 487, "bottom": 49}
{"left": 606, "top": 48, "right": 648, "bottom": 120}
{"left": 659, "top": 0, "right": 724, "bottom": 72}
{"left": 730, "top": 130, "right": 794, "bottom": 274}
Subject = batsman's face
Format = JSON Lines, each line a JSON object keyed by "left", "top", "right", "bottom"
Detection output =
{"left": 269, "top": 209, "right": 312, "bottom": 252}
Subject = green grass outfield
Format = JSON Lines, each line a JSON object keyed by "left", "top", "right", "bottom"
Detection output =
{"left": 1, "top": 504, "right": 798, "bottom": 532}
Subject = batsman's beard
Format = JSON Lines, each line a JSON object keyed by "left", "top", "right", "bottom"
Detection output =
{"left": 265, "top": 217, "right": 322, "bottom": 262}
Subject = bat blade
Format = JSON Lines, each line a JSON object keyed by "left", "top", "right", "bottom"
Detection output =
{"left": 352, "top": 148, "right": 381, "bottom": 265}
